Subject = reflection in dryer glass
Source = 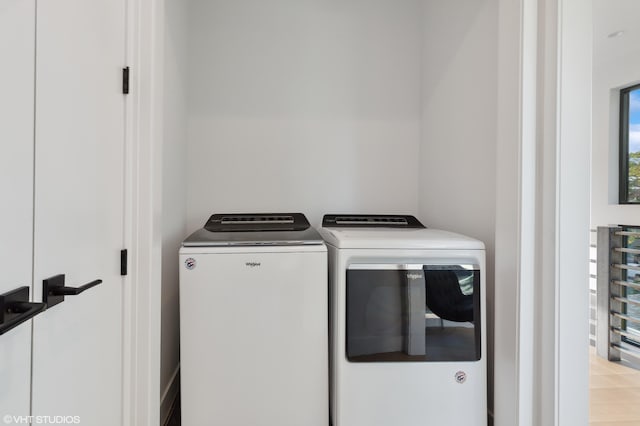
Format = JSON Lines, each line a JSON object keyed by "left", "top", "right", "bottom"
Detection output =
{"left": 346, "top": 265, "right": 481, "bottom": 362}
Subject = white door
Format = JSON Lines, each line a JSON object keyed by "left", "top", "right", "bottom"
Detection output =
{"left": 0, "top": 0, "right": 37, "bottom": 419}
{"left": 30, "top": 0, "right": 127, "bottom": 424}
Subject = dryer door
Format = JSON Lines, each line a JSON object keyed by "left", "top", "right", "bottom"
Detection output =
{"left": 346, "top": 263, "right": 481, "bottom": 362}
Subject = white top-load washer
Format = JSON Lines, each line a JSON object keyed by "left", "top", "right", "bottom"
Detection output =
{"left": 179, "top": 213, "right": 328, "bottom": 426}
{"left": 319, "top": 214, "right": 487, "bottom": 426}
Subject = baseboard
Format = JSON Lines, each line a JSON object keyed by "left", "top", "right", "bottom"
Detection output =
{"left": 161, "top": 365, "right": 180, "bottom": 426}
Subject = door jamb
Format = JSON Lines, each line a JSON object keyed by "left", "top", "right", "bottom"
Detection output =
{"left": 494, "top": 0, "right": 591, "bottom": 424}
{"left": 122, "top": 0, "right": 163, "bottom": 424}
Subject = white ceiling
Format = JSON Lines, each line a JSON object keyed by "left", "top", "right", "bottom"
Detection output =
{"left": 593, "top": 0, "right": 640, "bottom": 63}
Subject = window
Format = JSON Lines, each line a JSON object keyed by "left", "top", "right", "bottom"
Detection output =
{"left": 620, "top": 84, "right": 640, "bottom": 203}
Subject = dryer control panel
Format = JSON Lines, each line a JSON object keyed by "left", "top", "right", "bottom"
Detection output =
{"left": 322, "top": 214, "right": 425, "bottom": 228}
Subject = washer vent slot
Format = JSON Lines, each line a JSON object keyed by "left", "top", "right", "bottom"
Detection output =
{"left": 204, "top": 213, "right": 310, "bottom": 232}
{"left": 221, "top": 215, "right": 294, "bottom": 225}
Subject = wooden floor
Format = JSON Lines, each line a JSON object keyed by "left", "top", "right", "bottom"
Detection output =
{"left": 590, "top": 347, "right": 640, "bottom": 425}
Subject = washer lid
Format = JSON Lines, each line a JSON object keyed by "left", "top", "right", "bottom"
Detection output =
{"left": 182, "top": 213, "right": 324, "bottom": 247}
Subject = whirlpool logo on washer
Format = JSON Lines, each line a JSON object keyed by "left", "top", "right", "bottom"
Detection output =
{"left": 245, "top": 262, "right": 261, "bottom": 268}
{"left": 184, "top": 258, "right": 197, "bottom": 270}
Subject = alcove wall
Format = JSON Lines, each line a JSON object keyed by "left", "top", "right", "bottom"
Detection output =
{"left": 161, "top": 0, "right": 498, "bottom": 419}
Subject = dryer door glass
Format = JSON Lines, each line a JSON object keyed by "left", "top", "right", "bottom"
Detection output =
{"left": 346, "top": 264, "right": 480, "bottom": 362}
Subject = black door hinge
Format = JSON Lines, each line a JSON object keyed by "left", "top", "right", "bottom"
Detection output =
{"left": 121, "top": 249, "right": 128, "bottom": 276}
{"left": 122, "top": 67, "right": 130, "bottom": 95}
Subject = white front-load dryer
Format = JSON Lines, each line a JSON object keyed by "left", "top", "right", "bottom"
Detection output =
{"left": 179, "top": 213, "right": 328, "bottom": 426}
{"left": 319, "top": 215, "right": 487, "bottom": 426}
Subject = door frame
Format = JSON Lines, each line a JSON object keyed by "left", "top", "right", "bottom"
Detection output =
{"left": 494, "top": 0, "right": 591, "bottom": 424}
{"left": 123, "top": 0, "right": 163, "bottom": 424}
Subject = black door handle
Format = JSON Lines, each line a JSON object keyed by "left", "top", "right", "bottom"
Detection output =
{"left": 43, "top": 274, "right": 103, "bottom": 309}
{"left": 0, "top": 286, "right": 46, "bottom": 336}
{"left": 50, "top": 280, "right": 102, "bottom": 296}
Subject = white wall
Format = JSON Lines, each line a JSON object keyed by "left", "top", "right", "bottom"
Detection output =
{"left": 419, "top": 0, "right": 498, "bottom": 416}
{"left": 591, "top": 0, "right": 640, "bottom": 227}
{"left": 185, "top": 0, "right": 423, "bottom": 231}
{"left": 161, "top": 0, "right": 188, "bottom": 420}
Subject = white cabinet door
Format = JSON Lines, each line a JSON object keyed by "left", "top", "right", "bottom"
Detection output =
{"left": 31, "top": 0, "right": 127, "bottom": 424}
{"left": 0, "top": 0, "right": 36, "bottom": 419}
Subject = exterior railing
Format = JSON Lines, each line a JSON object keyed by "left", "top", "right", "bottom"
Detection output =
{"left": 597, "top": 226, "right": 640, "bottom": 361}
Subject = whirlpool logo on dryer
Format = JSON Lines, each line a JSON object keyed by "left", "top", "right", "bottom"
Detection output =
{"left": 245, "top": 262, "right": 261, "bottom": 267}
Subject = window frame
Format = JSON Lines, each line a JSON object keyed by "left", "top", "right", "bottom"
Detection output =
{"left": 619, "top": 83, "right": 640, "bottom": 204}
